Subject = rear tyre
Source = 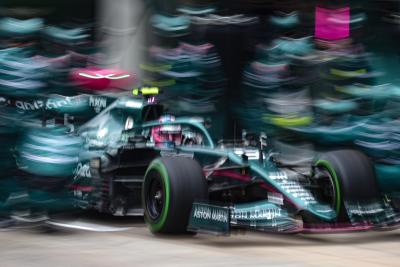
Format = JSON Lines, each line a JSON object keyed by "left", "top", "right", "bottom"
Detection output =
{"left": 142, "top": 157, "right": 208, "bottom": 234}
{"left": 315, "top": 149, "right": 379, "bottom": 221}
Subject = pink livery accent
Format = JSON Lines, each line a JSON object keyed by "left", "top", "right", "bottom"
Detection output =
{"left": 71, "top": 67, "right": 135, "bottom": 91}
{"left": 315, "top": 6, "right": 350, "bottom": 41}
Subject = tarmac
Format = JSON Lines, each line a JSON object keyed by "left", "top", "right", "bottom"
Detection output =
{"left": 1, "top": 212, "right": 400, "bottom": 267}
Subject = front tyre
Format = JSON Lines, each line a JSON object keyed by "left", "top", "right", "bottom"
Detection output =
{"left": 315, "top": 149, "right": 379, "bottom": 221}
{"left": 142, "top": 157, "right": 208, "bottom": 234}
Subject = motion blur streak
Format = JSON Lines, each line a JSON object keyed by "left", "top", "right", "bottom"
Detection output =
{"left": 0, "top": 2, "right": 400, "bottom": 266}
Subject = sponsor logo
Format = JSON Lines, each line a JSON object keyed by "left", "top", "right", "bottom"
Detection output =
{"left": 73, "top": 162, "right": 91, "bottom": 178}
{"left": 15, "top": 98, "right": 74, "bottom": 111}
{"left": 231, "top": 208, "right": 282, "bottom": 220}
{"left": 268, "top": 192, "right": 284, "bottom": 206}
{"left": 192, "top": 205, "right": 229, "bottom": 223}
{"left": 269, "top": 171, "right": 288, "bottom": 181}
{"left": 270, "top": 171, "right": 317, "bottom": 204}
{"left": 89, "top": 96, "right": 107, "bottom": 113}
{"left": 346, "top": 202, "right": 385, "bottom": 216}
{"left": 15, "top": 100, "right": 44, "bottom": 111}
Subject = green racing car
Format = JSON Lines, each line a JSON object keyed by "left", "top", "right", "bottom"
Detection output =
{"left": 18, "top": 90, "right": 400, "bottom": 235}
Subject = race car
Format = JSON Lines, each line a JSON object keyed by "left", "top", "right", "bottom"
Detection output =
{"left": 141, "top": 137, "right": 400, "bottom": 235}
{"left": 18, "top": 89, "right": 400, "bottom": 234}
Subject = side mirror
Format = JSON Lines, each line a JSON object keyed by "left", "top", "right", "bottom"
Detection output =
{"left": 241, "top": 130, "right": 268, "bottom": 163}
{"left": 242, "top": 130, "right": 259, "bottom": 147}
{"left": 260, "top": 132, "right": 268, "bottom": 150}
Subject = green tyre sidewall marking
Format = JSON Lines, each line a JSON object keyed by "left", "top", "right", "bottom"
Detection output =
{"left": 145, "top": 159, "right": 170, "bottom": 232}
{"left": 316, "top": 159, "right": 342, "bottom": 216}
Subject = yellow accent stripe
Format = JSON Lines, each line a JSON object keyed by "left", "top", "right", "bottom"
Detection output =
{"left": 132, "top": 87, "right": 160, "bottom": 96}
{"left": 330, "top": 68, "right": 366, "bottom": 78}
{"left": 264, "top": 116, "right": 313, "bottom": 127}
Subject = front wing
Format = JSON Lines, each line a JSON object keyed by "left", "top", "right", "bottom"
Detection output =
{"left": 188, "top": 199, "right": 400, "bottom": 235}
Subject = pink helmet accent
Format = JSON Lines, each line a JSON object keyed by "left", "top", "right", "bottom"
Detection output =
{"left": 151, "top": 123, "right": 182, "bottom": 146}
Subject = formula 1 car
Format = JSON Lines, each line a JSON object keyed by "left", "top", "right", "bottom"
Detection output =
{"left": 56, "top": 89, "right": 400, "bottom": 235}
{"left": 14, "top": 86, "right": 398, "bottom": 233}
{"left": 141, "top": 140, "right": 400, "bottom": 235}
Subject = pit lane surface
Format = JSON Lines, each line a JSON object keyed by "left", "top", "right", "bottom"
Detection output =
{"left": 1, "top": 212, "right": 400, "bottom": 267}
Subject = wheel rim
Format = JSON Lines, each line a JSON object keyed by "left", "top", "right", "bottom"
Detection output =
{"left": 143, "top": 160, "right": 171, "bottom": 232}
{"left": 315, "top": 160, "right": 342, "bottom": 215}
{"left": 315, "top": 168, "right": 337, "bottom": 209}
{"left": 147, "top": 176, "right": 165, "bottom": 220}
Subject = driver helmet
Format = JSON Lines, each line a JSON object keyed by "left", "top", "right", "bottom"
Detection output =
{"left": 151, "top": 115, "right": 182, "bottom": 146}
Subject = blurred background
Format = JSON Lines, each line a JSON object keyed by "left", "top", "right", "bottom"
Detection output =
{"left": 0, "top": 0, "right": 400, "bottom": 219}
{"left": 1, "top": 1, "right": 400, "bottom": 266}
{"left": 1, "top": 0, "right": 400, "bottom": 138}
